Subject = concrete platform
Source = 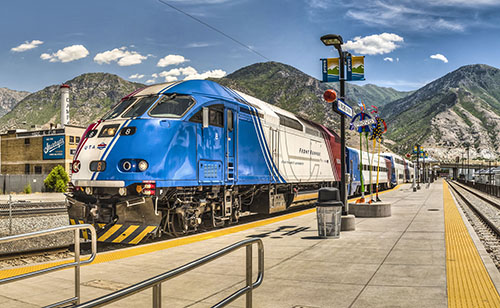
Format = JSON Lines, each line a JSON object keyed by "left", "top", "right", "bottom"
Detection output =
{"left": 1, "top": 180, "right": 500, "bottom": 307}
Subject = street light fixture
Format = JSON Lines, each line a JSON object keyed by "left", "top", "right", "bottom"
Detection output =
{"left": 320, "top": 33, "right": 348, "bottom": 212}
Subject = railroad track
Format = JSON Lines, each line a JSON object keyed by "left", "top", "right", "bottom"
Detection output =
{"left": 0, "top": 202, "right": 67, "bottom": 217}
{"left": 447, "top": 180, "right": 500, "bottom": 269}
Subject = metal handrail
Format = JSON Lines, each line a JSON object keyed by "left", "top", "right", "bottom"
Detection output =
{"left": 0, "top": 224, "right": 97, "bottom": 307}
{"left": 75, "top": 238, "right": 264, "bottom": 308}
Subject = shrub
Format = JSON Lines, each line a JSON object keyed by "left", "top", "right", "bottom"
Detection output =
{"left": 44, "top": 165, "right": 70, "bottom": 192}
{"left": 24, "top": 183, "right": 32, "bottom": 194}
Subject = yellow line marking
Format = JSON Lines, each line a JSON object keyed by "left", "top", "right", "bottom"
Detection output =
{"left": 0, "top": 184, "right": 402, "bottom": 279}
{"left": 444, "top": 181, "right": 500, "bottom": 307}
{"left": 97, "top": 224, "right": 122, "bottom": 242}
{"left": 128, "top": 226, "right": 157, "bottom": 245}
{"left": 112, "top": 225, "right": 140, "bottom": 243}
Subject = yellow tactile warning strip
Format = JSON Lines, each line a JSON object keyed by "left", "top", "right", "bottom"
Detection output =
{"left": 444, "top": 181, "right": 500, "bottom": 307}
{"left": 0, "top": 184, "right": 401, "bottom": 280}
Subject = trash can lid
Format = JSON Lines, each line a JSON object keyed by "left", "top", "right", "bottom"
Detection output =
{"left": 318, "top": 187, "right": 340, "bottom": 202}
{"left": 317, "top": 200, "right": 343, "bottom": 207}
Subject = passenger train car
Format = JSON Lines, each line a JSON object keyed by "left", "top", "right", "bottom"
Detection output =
{"left": 67, "top": 80, "right": 343, "bottom": 243}
{"left": 346, "top": 147, "right": 391, "bottom": 195}
{"left": 382, "top": 152, "right": 407, "bottom": 186}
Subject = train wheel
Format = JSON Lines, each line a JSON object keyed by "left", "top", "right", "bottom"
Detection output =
{"left": 166, "top": 211, "right": 186, "bottom": 237}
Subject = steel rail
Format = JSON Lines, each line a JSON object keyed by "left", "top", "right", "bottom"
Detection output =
{"left": 448, "top": 180, "right": 500, "bottom": 237}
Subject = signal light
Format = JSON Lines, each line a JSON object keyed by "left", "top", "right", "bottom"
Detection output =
{"left": 323, "top": 89, "right": 337, "bottom": 103}
{"left": 138, "top": 160, "right": 148, "bottom": 172}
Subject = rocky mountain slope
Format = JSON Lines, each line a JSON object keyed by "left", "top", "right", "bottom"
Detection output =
{"left": 213, "top": 62, "right": 411, "bottom": 126}
{"left": 0, "top": 73, "right": 144, "bottom": 130}
{"left": 381, "top": 64, "right": 500, "bottom": 161}
{"left": 0, "top": 87, "right": 30, "bottom": 117}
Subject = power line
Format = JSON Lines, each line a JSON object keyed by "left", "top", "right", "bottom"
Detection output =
{"left": 157, "top": 0, "right": 271, "bottom": 61}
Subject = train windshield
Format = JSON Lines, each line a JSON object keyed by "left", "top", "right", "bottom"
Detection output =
{"left": 102, "top": 97, "right": 136, "bottom": 120}
{"left": 149, "top": 94, "right": 195, "bottom": 118}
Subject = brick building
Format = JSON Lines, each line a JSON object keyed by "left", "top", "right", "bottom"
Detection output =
{"left": 0, "top": 125, "right": 85, "bottom": 175}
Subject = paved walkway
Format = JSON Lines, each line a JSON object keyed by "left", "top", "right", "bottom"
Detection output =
{"left": 1, "top": 180, "right": 499, "bottom": 307}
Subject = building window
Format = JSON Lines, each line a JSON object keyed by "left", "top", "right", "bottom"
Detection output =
{"left": 70, "top": 149, "right": 76, "bottom": 155}
{"left": 24, "top": 138, "right": 30, "bottom": 145}
{"left": 25, "top": 164, "right": 30, "bottom": 174}
{"left": 70, "top": 136, "right": 75, "bottom": 144}
{"left": 76, "top": 137, "right": 81, "bottom": 143}
{"left": 34, "top": 166, "right": 42, "bottom": 174}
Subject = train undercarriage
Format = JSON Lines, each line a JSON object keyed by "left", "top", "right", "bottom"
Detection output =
{"left": 67, "top": 182, "right": 336, "bottom": 244}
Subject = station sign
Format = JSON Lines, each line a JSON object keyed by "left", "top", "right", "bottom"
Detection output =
{"left": 43, "top": 135, "right": 65, "bottom": 160}
{"left": 336, "top": 99, "right": 353, "bottom": 118}
{"left": 352, "top": 117, "right": 375, "bottom": 128}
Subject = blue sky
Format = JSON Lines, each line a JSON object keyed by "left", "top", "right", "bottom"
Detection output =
{"left": 2, "top": 0, "right": 500, "bottom": 93}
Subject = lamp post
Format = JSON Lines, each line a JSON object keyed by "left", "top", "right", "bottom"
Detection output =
{"left": 321, "top": 34, "right": 349, "bottom": 213}
{"left": 466, "top": 145, "right": 470, "bottom": 182}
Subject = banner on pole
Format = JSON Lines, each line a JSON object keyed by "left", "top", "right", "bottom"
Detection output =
{"left": 321, "top": 58, "right": 340, "bottom": 82}
{"left": 350, "top": 56, "right": 365, "bottom": 81}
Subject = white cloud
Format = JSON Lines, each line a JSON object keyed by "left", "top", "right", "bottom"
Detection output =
{"left": 396, "top": 58, "right": 400, "bottom": 62}
{"left": 157, "top": 66, "right": 226, "bottom": 82}
{"left": 129, "top": 74, "right": 145, "bottom": 79}
{"left": 94, "top": 47, "right": 148, "bottom": 66}
{"left": 157, "top": 55, "right": 188, "bottom": 67}
{"left": 151, "top": 73, "right": 158, "bottom": 78}
{"left": 186, "top": 42, "right": 213, "bottom": 48}
{"left": 342, "top": 33, "right": 403, "bottom": 55}
{"left": 40, "top": 45, "right": 89, "bottom": 63}
{"left": 430, "top": 53, "right": 448, "bottom": 63}
{"left": 344, "top": 1, "right": 467, "bottom": 32}
{"left": 384, "top": 57, "right": 394, "bottom": 62}
{"left": 11, "top": 40, "right": 44, "bottom": 52}
{"left": 183, "top": 69, "right": 226, "bottom": 80}
{"left": 306, "top": 0, "right": 329, "bottom": 9}
{"left": 145, "top": 79, "right": 156, "bottom": 84}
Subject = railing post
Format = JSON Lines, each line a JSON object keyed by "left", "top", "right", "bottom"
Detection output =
{"left": 8, "top": 194, "right": 12, "bottom": 235}
{"left": 246, "top": 244, "right": 252, "bottom": 308}
{"left": 75, "top": 228, "right": 81, "bottom": 305}
{"left": 153, "top": 283, "right": 162, "bottom": 308}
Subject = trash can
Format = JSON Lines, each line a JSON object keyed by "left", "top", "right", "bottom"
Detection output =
{"left": 316, "top": 188, "right": 343, "bottom": 238}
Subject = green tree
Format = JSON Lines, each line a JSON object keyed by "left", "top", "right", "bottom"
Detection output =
{"left": 24, "top": 183, "right": 32, "bottom": 194}
{"left": 44, "top": 165, "right": 69, "bottom": 192}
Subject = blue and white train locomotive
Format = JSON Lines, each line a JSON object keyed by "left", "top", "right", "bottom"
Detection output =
{"left": 67, "top": 80, "right": 400, "bottom": 244}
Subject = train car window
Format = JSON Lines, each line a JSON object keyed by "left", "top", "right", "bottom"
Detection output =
{"left": 240, "top": 107, "right": 263, "bottom": 118}
{"left": 189, "top": 110, "right": 202, "bottom": 123}
{"left": 122, "top": 96, "right": 158, "bottom": 118}
{"left": 209, "top": 109, "right": 224, "bottom": 127}
{"left": 149, "top": 95, "right": 195, "bottom": 118}
{"left": 227, "top": 110, "right": 234, "bottom": 131}
{"left": 103, "top": 97, "right": 137, "bottom": 120}
{"left": 277, "top": 114, "right": 303, "bottom": 131}
{"left": 305, "top": 127, "right": 320, "bottom": 137}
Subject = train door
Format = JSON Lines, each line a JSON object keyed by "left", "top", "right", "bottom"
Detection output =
{"left": 269, "top": 127, "right": 280, "bottom": 182}
{"left": 197, "top": 104, "right": 224, "bottom": 185}
{"left": 225, "top": 108, "right": 237, "bottom": 184}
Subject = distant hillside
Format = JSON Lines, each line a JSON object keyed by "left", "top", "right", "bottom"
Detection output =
{"left": 0, "top": 73, "right": 144, "bottom": 130}
{"left": 381, "top": 64, "right": 500, "bottom": 161}
{"left": 213, "top": 62, "right": 411, "bottom": 126}
{"left": 0, "top": 87, "right": 30, "bottom": 117}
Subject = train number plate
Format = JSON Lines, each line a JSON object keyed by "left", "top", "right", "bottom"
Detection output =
{"left": 90, "top": 161, "right": 107, "bottom": 172}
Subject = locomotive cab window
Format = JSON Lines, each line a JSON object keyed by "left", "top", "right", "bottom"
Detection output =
{"left": 122, "top": 95, "right": 158, "bottom": 118}
{"left": 149, "top": 94, "right": 195, "bottom": 118}
{"left": 189, "top": 104, "right": 224, "bottom": 127}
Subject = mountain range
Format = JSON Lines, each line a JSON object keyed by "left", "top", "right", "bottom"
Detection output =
{"left": 0, "top": 88, "right": 30, "bottom": 118}
{"left": 0, "top": 62, "right": 499, "bottom": 161}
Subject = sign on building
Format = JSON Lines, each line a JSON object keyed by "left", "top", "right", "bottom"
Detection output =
{"left": 43, "top": 135, "right": 65, "bottom": 160}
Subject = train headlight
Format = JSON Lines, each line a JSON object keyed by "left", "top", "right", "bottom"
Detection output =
{"left": 138, "top": 160, "right": 148, "bottom": 172}
{"left": 85, "top": 187, "right": 93, "bottom": 195}
{"left": 122, "top": 160, "right": 132, "bottom": 171}
{"left": 118, "top": 187, "right": 127, "bottom": 196}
